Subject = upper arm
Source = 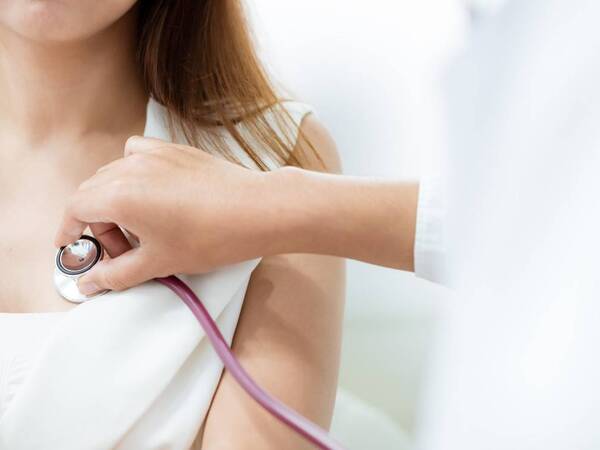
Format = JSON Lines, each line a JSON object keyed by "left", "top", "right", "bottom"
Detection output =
{"left": 199, "top": 115, "right": 345, "bottom": 449}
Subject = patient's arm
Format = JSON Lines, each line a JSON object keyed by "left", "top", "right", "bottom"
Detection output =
{"left": 200, "top": 116, "right": 345, "bottom": 449}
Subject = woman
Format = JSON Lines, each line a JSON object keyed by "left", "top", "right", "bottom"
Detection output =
{"left": 0, "top": 1, "right": 344, "bottom": 449}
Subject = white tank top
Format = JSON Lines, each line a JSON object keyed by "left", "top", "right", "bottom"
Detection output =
{"left": 0, "top": 98, "right": 314, "bottom": 450}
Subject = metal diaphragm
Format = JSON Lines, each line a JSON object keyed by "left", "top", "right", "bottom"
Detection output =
{"left": 54, "top": 234, "right": 109, "bottom": 303}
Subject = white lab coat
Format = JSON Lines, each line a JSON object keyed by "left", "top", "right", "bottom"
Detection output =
{"left": 413, "top": 0, "right": 600, "bottom": 449}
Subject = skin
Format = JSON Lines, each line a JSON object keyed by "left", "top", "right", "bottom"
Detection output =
{"left": 0, "top": 0, "right": 147, "bottom": 313}
{"left": 0, "top": 1, "right": 346, "bottom": 448}
{"left": 55, "top": 140, "right": 418, "bottom": 293}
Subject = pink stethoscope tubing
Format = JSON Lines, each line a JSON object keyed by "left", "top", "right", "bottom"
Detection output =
{"left": 155, "top": 275, "right": 346, "bottom": 450}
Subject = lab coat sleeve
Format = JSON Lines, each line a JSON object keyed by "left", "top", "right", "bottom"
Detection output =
{"left": 414, "top": 176, "right": 446, "bottom": 284}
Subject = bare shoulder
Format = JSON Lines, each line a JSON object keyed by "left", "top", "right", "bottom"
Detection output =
{"left": 292, "top": 113, "right": 342, "bottom": 174}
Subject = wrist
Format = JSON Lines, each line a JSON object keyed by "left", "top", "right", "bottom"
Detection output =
{"left": 263, "top": 166, "right": 342, "bottom": 257}
{"left": 260, "top": 167, "right": 315, "bottom": 255}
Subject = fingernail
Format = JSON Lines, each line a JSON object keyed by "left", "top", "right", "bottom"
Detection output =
{"left": 78, "top": 281, "right": 100, "bottom": 296}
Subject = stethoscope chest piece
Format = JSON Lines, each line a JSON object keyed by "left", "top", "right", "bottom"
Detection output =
{"left": 54, "top": 234, "right": 109, "bottom": 303}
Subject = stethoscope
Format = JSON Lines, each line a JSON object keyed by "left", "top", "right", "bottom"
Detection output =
{"left": 55, "top": 235, "right": 345, "bottom": 450}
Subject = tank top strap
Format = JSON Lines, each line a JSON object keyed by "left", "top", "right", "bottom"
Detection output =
{"left": 279, "top": 100, "right": 315, "bottom": 123}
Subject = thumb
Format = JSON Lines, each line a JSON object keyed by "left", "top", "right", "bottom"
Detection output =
{"left": 77, "top": 247, "right": 153, "bottom": 295}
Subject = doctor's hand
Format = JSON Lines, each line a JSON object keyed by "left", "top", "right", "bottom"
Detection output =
{"left": 55, "top": 128, "right": 419, "bottom": 296}
{"left": 53, "top": 136, "right": 278, "bottom": 295}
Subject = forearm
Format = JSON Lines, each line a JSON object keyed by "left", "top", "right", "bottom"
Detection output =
{"left": 262, "top": 167, "right": 419, "bottom": 271}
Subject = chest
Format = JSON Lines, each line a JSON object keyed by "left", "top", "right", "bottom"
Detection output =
{"left": 0, "top": 140, "right": 122, "bottom": 313}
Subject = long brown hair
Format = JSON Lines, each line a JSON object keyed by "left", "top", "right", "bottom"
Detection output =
{"left": 137, "top": 0, "right": 313, "bottom": 170}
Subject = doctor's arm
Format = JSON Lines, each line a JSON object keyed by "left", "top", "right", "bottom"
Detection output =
{"left": 215, "top": 114, "right": 420, "bottom": 272}
{"left": 262, "top": 165, "right": 420, "bottom": 271}
{"left": 53, "top": 118, "right": 426, "bottom": 294}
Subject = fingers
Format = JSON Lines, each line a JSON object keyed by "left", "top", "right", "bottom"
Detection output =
{"left": 89, "top": 222, "right": 132, "bottom": 259}
{"left": 53, "top": 187, "right": 124, "bottom": 248}
{"left": 76, "top": 246, "right": 154, "bottom": 295}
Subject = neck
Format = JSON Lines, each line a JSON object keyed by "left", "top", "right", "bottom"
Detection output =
{"left": 0, "top": 8, "right": 147, "bottom": 145}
